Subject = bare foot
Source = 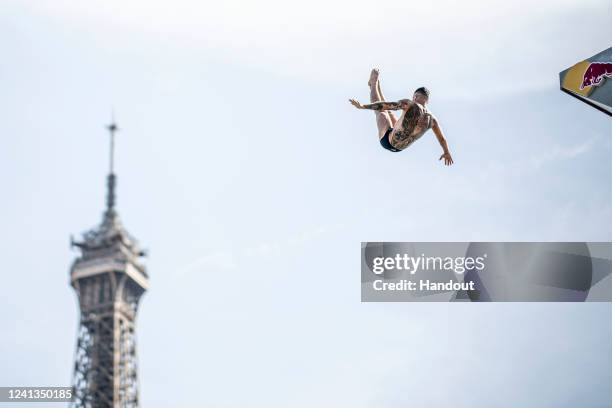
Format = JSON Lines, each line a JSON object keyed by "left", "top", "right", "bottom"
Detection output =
{"left": 368, "top": 68, "right": 379, "bottom": 88}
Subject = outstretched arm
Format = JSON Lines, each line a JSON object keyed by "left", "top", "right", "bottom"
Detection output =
{"left": 349, "top": 99, "right": 411, "bottom": 111}
{"left": 432, "top": 118, "right": 454, "bottom": 166}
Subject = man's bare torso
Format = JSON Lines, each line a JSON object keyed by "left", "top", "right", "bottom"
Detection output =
{"left": 390, "top": 103, "right": 434, "bottom": 150}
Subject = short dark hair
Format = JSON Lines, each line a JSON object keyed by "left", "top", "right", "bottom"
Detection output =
{"left": 414, "top": 87, "right": 430, "bottom": 98}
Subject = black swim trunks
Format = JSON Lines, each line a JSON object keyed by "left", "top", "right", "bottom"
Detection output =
{"left": 379, "top": 127, "right": 401, "bottom": 152}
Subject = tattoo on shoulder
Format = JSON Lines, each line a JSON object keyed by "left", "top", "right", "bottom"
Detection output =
{"left": 401, "top": 105, "right": 420, "bottom": 130}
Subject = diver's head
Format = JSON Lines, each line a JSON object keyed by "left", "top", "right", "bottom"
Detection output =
{"left": 413, "top": 87, "right": 430, "bottom": 105}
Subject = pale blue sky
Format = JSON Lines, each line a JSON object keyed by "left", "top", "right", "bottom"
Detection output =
{"left": 1, "top": 0, "right": 612, "bottom": 406}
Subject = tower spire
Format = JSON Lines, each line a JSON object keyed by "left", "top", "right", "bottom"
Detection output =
{"left": 105, "top": 112, "right": 119, "bottom": 216}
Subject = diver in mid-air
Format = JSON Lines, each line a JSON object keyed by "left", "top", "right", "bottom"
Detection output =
{"left": 349, "top": 68, "right": 454, "bottom": 165}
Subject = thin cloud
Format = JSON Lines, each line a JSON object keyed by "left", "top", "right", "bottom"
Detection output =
{"left": 178, "top": 224, "right": 340, "bottom": 275}
{"left": 177, "top": 250, "right": 238, "bottom": 275}
{"left": 529, "top": 136, "right": 598, "bottom": 168}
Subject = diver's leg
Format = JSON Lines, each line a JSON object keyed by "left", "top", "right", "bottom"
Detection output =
{"left": 369, "top": 69, "right": 382, "bottom": 103}
{"left": 377, "top": 77, "right": 398, "bottom": 127}
{"left": 376, "top": 78, "right": 386, "bottom": 101}
{"left": 369, "top": 69, "right": 394, "bottom": 137}
{"left": 376, "top": 112, "right": 393, "bottom": 139}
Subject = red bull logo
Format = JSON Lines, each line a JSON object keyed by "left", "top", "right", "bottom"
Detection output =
{"left": 560, "top": 47, "right": 612, "bottom": 116}
{"left": 580, "top": 62, "right": 612, "bottom": 89}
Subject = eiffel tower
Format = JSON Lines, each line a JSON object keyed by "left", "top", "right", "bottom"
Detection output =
{"left": 69, "top": 119, "right": 149, "bottom": 407}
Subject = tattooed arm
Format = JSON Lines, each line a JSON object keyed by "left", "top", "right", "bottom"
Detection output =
{"left": 432, "top": 118, "right": 454, "bottom": 166}
{"left": 349, "top": 99, "right": 412, "bottom": 111}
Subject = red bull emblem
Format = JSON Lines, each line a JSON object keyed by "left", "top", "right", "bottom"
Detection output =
{"left": 560, "top": 47, "right": 612, "bottom": 116}
{"left": 580, "top": 62, "right": 612, "bottom": 89}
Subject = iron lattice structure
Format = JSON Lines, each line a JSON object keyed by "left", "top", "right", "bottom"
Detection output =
{"left": 69, "top": 122, "right": 149, "bottom": 408}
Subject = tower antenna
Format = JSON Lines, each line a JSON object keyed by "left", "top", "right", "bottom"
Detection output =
{"left": 105, "top": 110, "right": 119, "bottom": 214}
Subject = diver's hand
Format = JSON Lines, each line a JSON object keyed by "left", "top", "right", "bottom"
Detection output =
{"left": 439, "top": 152, "right": 454, "bottom": 166}
{"left": 349, "top": 99, "right": 364, "bottom": 109}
